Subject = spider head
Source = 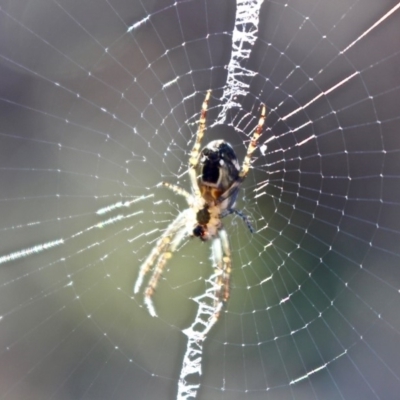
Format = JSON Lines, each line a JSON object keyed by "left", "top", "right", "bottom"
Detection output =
{"left": 193, "top": 224, "right": 208, "bottom": 241}
{"left": 198, "top": 140, "right": 240, "bottom": 202}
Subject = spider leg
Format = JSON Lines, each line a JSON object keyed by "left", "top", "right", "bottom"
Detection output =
{"left": 134, "top": 210, "right": 187, "bottom": 296}
{"left": 162, "top": 182, "right": 193, "bottom": 206}
{"left": 219, "top": 228, "right": 232, "bottom": 304}
{"left": 216, "top": 104, "right": 266, "bottom": 206}
{"left": 189, "top": 90, "right": 211, "bottom": 198}
{"left": 221, "top": 208, "right": 254, "bottom": 233}
{"left": 209, "top": 228, "right": 232, "bottom": 324}
{"left": 143, "top": 223, "right": 188, "bottom": 317}
{"left": 239, "top": 103, "right": 266, "bottom": 179}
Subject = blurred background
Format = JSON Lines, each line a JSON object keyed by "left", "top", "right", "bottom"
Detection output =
{"left": 0, "top": 0, "right": 399, "bottom": 399}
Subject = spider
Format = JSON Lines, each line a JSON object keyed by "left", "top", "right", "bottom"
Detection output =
{"left": 134, "top": 90, "right": 266, "bottom": 318}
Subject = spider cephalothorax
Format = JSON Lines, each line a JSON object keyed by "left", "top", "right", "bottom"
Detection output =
{"left": 134, "top": 90, "right": 266, "bottom": 318}
{"left": 193, "top": 205, "right": 210, "bottom": 240}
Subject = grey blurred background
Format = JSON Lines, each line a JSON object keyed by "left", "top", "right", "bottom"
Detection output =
{"left": 0, "top": 1, "right": 399, "bottom": 399}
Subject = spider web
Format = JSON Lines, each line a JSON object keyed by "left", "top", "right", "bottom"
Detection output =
{"left": 0, "top": 1, "right": 399, "bottom": 399}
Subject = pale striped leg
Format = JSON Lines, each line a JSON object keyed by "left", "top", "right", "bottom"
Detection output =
{"left": 219, "top": 228, "right": 232, "bottom": 304}
{"left": 239, "top": 103, "right": 266, "bottom": 179}
{"left": 143, "top": 222, "right": 188, "bottom": 316}
{"left": 216, "top": 104, "right": 267, "bottom": 206}
{"left": 134, "top": 211, "right": 187, "bottom": 295}
{"left": 162, "top": 182, "right": 193, "bottom": 204}
{"left": 189, "top": 90, "right": 211, "bottom": 197}
{"left": 209, "top": 228, "right": 232, "bottom": 325}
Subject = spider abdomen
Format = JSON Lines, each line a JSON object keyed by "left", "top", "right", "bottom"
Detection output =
{"left": 198, "top": 140, "right": 240, "bottom": 194}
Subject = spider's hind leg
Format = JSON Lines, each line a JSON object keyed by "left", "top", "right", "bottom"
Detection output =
{"left": 189, "top": 90, "right": 211, "bottom": 198}
{"left": 216, "top": 103, "right": 266, "bottom": 207}
{"left": 239, "top": 103, "right": 267, "bottom": 180}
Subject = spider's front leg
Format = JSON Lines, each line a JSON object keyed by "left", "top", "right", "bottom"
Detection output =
{"left": 134, "top": 211, "right": 188, "bottom": 314}
{"left": 143, "top": 220, "right": 189, "bottom": 317}
{"left": 208, "top": 228, "right": 232, "bottom": 326}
